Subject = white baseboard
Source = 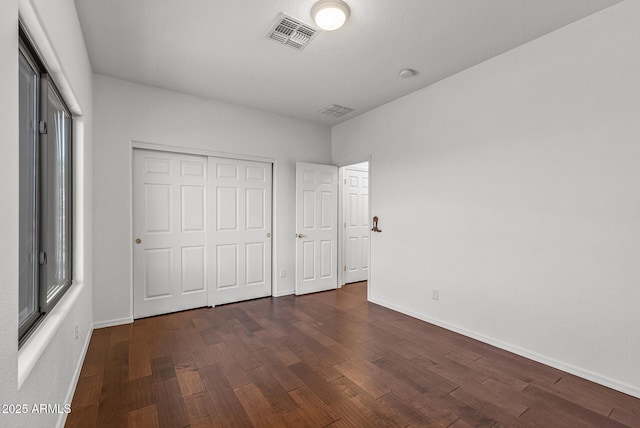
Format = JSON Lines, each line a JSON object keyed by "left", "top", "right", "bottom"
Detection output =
{"left": 56, "top": 315, "right": 132, "bottom": 427}
{"left": 273, "top": 289, "right": 295, "bottom": 297}
{"left": 368, "top": 296, "right": 640, "bottom": 399}
{"left": 56, "top": 325, "right": 93, "bottom": 428}
{"left": 93, "top": 316, "right": 133, "bottom": 329}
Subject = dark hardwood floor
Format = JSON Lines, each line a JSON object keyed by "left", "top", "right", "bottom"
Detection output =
{"left": 66, "top": 282, "right": 640, "bottom": 427}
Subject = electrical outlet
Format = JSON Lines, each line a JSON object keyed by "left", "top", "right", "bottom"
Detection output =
{"left": 280, "top": 269, "right": 286, "bottom": 278}
{"left": 432, "top": 290, "right": 440, "bottom": 301}
{"left": 74, "top": 324, "right": 79, "bottom": 341}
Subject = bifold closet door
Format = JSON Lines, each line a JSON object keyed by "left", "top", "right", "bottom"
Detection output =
{"left": 133, "top": 149, "right": 208, "bottom": 318}
{"left": 209, "top": 158, "right": 272, "bottom": 305}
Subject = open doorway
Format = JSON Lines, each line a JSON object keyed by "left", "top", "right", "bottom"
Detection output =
{"left": 339, "top": 161, "right": 370, "bottom": 287}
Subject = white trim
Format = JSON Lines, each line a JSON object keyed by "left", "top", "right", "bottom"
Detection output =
{"left": 337, "top": 166, "right": 345, "bottom": 287}
{"left": 56, "top": 324, "right": 93, "bottom": 428}
{"left": 18, "top": 3, "right": 83, "bottom": 116}
{"left": 131, "top": 140, "right": 276, "bottom": 163}
{"left": 273, "top": 289, "right": 295, "bottom": 297}
{"left": 366, "top": 155, "right": 372, "bottom": 301}
{"left": 93, "top": 317, "right": 133, "bottom": 329}
{"left": 129, "top": 145, "right": 135, "bottom": 322}
{"left": 271, "top": 161, "right": 279, "bottom": 297}
{"left": 18, "top": 282, "right": 84, "bottom": 389}
{"left": 368, "top": 296, "right": 640, "bottom": 399}
{"left": 343, "top": 165, "right": 368, "bottom": 172}
{"left": 335, "top": 155, "right": 371, "bottom": 169}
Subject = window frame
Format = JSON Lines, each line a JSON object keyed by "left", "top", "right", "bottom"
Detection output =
{"left": 18, "top": 25, "right": 74, "bottom": 345}
{"left": 38, "top": 73, "right": 74, "bottom": 313}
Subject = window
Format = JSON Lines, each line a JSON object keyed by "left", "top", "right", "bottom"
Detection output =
{"left": 18, "top": 27, "right": 73, "bottom": 344}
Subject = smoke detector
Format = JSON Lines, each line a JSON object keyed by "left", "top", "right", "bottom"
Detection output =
{"left": 267, "top": 14, "right": 318, "bottom": 50}
{"left": 399, "top": 68, "right": 418, "bottom": 78}
{"left": 319, "top": 104, "right": 354, "bottom": 118}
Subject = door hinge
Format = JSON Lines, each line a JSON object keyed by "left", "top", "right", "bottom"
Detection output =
{"left": 39, "top": 120, "right": 47, "bottom": 135}
{"left": 39, "top": 251, "right": 47, "bottom": 265}
{"left": 343, "top": 265, "right": 346, "bottom": 271}
{"left": 344, "top": 222, "right": 346, "bottom": 229}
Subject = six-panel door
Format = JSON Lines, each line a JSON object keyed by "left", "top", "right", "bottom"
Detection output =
{"left": 133, "top": 150, "right": 209, "bottom": 318}
{"left": 209, "top": 158, "right": 272, "bottom": 305}
{"left": 295, "top": 162, "right": 338, "bottom": 295}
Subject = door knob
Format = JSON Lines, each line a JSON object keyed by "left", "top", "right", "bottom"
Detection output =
{"left": 135, "top": 238, "right": 142, "bottom": 244}
{"left": 296, "top": 233, "right": 305, "bottom": 238}
{"left": 266, "top": 233, "right": 271, "bottom": 238}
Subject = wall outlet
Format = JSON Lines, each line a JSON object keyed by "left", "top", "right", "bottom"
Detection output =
{"left": 74, "top": 324, "right": 79, "bottom": 341}
{"left": 432, "top": 290, "right": 440, "bottom": 301}
{"left": 280, "top": 269, "right": 286, "bottom": 278}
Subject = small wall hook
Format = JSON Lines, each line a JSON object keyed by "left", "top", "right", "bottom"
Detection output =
{"left": 372, "top": 216, "right": 382, "bottom": 233}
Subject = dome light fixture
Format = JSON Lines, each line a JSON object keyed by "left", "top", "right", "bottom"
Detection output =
{"left": 311, "top": 0, "right": 351, "bottom": 31}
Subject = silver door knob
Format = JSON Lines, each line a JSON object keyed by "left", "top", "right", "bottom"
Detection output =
{"left": 266, "top": 233, "right": 271, "bottom": 238}
{"left": 296, "top": 233, "right": 305, "bottom": 238}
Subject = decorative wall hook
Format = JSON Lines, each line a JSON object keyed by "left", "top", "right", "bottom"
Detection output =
{"left": 372, "top": 216, "right": 382, "bottom": 233}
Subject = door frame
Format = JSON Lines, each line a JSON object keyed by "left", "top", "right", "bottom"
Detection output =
{"left": 339, "top": 161, "right": 370, "bottom": 286}
{"left": 129, "top": 140, "right": 276, "bottom": 317}
{"left": 337, "top": 155, "right": 372, "bottom": 297}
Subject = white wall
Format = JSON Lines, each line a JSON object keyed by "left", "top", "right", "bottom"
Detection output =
{"left": 332, "top": 0, "right": 640, "bottom": 397}
{"left": 1, "top": 0, "right": 94, "bottom": 427}
{"left": 0, "top": 0, "right": 20, "bottom": 418}
{"left": 93, "top": 74, "right": 331, "bottom": 326}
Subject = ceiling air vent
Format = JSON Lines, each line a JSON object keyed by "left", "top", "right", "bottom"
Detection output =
{"left": 319, "top": 104, "right": 354, "bottom": 118}
{"left": 267, "top": 14, "right": 318, "bottom": 50}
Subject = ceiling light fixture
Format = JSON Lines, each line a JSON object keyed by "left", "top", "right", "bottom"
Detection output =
{"left": 311, "top": 0, "right": 350, "bottom": 31}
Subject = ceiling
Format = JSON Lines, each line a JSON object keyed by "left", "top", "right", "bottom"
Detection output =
{"left": 74, "top": 0, "right": 621, "bottom": 126}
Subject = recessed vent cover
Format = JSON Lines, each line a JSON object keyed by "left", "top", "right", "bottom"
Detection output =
{"left": 267, "top": 13, "right": 318, "bottom": 50}
{"left": 319, "top": 104, "right": 355, "bottom": 118}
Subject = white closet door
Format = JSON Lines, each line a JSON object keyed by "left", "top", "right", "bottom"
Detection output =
{"left": 295, "top": 162, "right": 338, "bottom": 295}
{"left": 133, "top": 149, "right": 208, "bottom": 318}
{"left": 209, "top": 158, "right": 272, "bottom": 305}
{"left": 344, "top": 167, "right": 369, "bottom": 283}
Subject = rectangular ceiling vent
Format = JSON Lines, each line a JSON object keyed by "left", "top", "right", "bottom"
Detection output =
{"left": 267, "top": 13, "right": 318, "bottom": 51}
{"left": 319, "top": 104, "right": 355, "bottom": 118}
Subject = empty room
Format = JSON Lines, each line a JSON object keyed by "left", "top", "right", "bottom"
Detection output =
{"left": 1, "top": 0, "right": 639, "bottom": 427}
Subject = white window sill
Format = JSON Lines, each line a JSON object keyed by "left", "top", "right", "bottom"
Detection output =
{"left": 18, "top": 282, "right": 84, "bottom": 390}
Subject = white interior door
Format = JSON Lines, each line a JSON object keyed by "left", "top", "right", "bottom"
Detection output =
{"left": 344, "top": 167, "right": 369, "bottom": 283}
{"left": 209, "top": 158, "right": 272, "bottom": 305}
{"left": 133, "top": 149, "right": 208, "bottom": 318}
{"left": 295, "top": 162, "right": 338, "bottom": 295}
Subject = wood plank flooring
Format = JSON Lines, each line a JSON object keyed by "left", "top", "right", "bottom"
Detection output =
{"left": 66, "top": 282, "right": 640, "bottom": 427}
